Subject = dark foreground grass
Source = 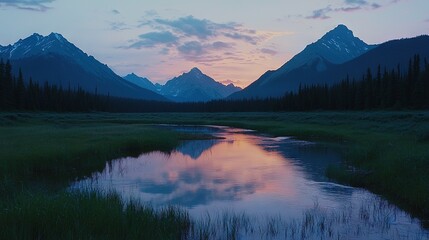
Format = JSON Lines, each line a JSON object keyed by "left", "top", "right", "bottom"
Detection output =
{"left": 0, "top": 190, "right": 190, "bottom": 240}
{"left": 0, "top": 113, "right": 200, "bottom": 239}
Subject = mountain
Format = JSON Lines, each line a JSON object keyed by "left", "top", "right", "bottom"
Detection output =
{"left": 160, "top": 67, "right": 241, "bottom": 102}
{"left": 123, "top": 73, "right": 158, "bottom": 93}
{"left": 0, "top": 33, "right": 167, "bottom": 101}
{"left": 229, "top": 24, "right": 376, "bottom": 99}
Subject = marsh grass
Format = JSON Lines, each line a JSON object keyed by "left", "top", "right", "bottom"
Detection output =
{"left": 185, "top": 197, "right": 428, "bottom": 240}
{"left": 1, "top": 111, "right": 428, "bottom": 238}
{"left": 122, "top": 111, "right": 429, "bottom": 222}
{"left": 0, "top": 190, "right": 191, "bottom": 240}
{"left": 0, "top": 115, "right": 182, "bottom": 186}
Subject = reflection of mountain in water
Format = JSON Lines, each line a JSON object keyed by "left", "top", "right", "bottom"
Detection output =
{"left": 176, "top": 139, "right": 220, "bottom": 159}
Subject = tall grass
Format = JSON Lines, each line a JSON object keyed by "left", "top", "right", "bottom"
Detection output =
{"left": 185, "top": 196, "right": 428, "bottom": 240}
{"left": 0, "top": 190, "right": 191, "bottom": 240}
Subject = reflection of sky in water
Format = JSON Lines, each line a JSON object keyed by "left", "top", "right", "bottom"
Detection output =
{"left": 72, "top": 126, "right": 427, "bottom": 234}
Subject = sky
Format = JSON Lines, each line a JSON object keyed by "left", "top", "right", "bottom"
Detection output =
{"left": 0, "top": 0, "right": 428, "bottom": 87}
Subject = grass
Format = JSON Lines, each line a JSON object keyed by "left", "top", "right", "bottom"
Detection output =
{"left": 0, "top": 112, "right": 206, "bottom": 239}
{"left": 126, "top": 111, "right": 429, "bottom": 223}
{"left": 0, "top": 111, "right": 428, "bottom": 238}
{"left": 186, "top": 196, "right": 427, "bottom": 240}
{"left": 0, "top": 190, "right": 190, "bottom": 240}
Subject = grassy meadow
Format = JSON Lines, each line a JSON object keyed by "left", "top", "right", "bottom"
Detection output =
{"left": 0, "top": 111, "right": 428, "bottom": 238}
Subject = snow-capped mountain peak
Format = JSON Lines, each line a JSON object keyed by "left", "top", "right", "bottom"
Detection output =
{"left": 0, "top": 32, "right": 168, "bottom": 101}
{"left": 160, "top": 67, "right": 241, "bottom": 102}
{"left": 0, "top": 32, "right": 82, "bottom": 60}
{"left": 48, "top": 32, "right": 66, "bottom": 43}
{"left": 316, "top": 24, "right": 371, "bottom": 58}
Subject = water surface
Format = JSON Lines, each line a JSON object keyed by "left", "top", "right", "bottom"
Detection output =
{"left": 72, "top": 125, "right": 428, "bottom": 239}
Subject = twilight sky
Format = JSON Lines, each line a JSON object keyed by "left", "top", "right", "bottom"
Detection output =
{"left": 0, "top": 0, "right": 427, "bottom": 87}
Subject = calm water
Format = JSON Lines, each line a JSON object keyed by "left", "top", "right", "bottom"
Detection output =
{"left": 72, "top": 125, "right": 428, "bottom": 239}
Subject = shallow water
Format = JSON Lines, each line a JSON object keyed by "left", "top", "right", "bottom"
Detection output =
{"left": 72, "top": 125, "right": 429, "bottom": 239}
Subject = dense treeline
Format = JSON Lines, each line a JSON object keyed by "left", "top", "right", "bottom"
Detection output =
{"left": 0, "top": 59, "right": 108, "bottom": 112}
{"left": 0, "top": 55, "right": 428, "bottom": 113}
{"left": 282, "top": 55, "right": 429, "bottom": 111}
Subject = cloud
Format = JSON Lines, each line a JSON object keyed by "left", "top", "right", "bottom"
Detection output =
{"left": 344, "top": 0, "right": 368, "bottom": 5}
{"left": 0, "top": 0, "right": 54, "bottom": 11}
{"left": 260, "top": 48, "right": 278, "bottom": 56}
{"left": 129, "top": 31, "right": 178, "bottom": 49}
{"left": 178, "top": 41, "right": 232, "bottom": 58}
{"left": 307, "top": 0, "right": 384, "bottom": 19}
{"left": 154, "top": 15, "right": 234, "bottom": 40}
{"left": 306, "top": 7, "right": 332, "bottom": 20}
{"left": 110, "top": 22, "right": 129, "bottom": 31}
{"left": 127, "top": 15, "right": 285, "bottom": 65}
{"left": 111, "top": 9, "right": 120, "bottom": 14}
{"left": 223, "top": 32, "right": 258, "bottom": 44}
{"left": 177, "top": 41, "right": 206, "bottom": 56}
{"left": 212, "top": 41, "right": 232, "bottom": 50}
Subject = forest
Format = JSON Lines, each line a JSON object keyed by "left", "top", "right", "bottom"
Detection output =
{"left": 0, "top": 55, "right": 428, "bottom": 113}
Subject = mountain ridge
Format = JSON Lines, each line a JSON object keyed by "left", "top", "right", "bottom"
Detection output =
{"left": 159, "top": 67, "right": 241, "bottom": 102}
{"left": 229, "top": 24, "right": 376, "bottom": 99}
{"left": 232, "top": 35, "right": 429, "bottom": 99}
{"left": 0, "top": 33, "right": 168, "bottom": 101}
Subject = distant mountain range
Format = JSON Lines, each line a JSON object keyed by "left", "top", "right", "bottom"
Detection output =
{"left": 1, "top": 26, "right": 428, "bottom": 104}
{"left": 230, "top": 25, "right": 429, "bottom": 100}
{"left": 0, "top": 33, "right": 167, "bottom": 101}
{"left": 123, "top": 73, "right": 158, "bottom": 93}
{"left": 123, "top": 68, "right": 241, "bottom": 102}
{"left": 229, "top": 24, "right": 378, "bottom": 99}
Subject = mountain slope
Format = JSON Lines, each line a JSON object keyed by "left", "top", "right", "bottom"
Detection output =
{"left": 160, "top": 68, "right": 241, "bottom": 102}
{"left": 0, "top": 33, "right": 167, "bottom": 101}
{"left": 229, "top": 24, "right": 375, "bottom": 99}
{"left": 235, "top": 35, "right": 429, "bottom": 99}
{"left": 123, "top": 73, "right": 158, "bottom": 93}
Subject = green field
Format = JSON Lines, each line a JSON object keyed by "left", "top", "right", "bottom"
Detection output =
{"left": 1, "top": 111, "right": 428, "bottom": 238}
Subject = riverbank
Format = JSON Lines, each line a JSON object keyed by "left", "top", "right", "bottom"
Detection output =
{"left": 131, "top": 111, "right": 429, "bottom": 224}
{"left": 1, "top": 111, "right": 428, "bottom": 238}
{"left": 0, "top": 113, "right": 205, "bottom": 239}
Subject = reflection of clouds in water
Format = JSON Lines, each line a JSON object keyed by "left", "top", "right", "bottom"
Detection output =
{"left": 137, "top": 166, "right": 262, "bottom": 207}
{"left": 71, "top": 126, "right": 429, "bottom": 237}
{"left": 73, "top": 127, "right": 367, "bottom": 218}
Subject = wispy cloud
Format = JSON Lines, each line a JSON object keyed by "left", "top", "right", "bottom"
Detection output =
{"left": 0, "top": 0, "right": 54, "bottom": 11}
{"left": 260, "top": 48, "right": 278, "bottom": 56}
{"left": 344, "top": 0, "right": 368, "bottom": 5}
{"left": 110, "top": 22, "right": 130, "bottom": 31}
{"left": 307, "top": 0, "right": 386, "bottom": 20}
{"left": 154, "top": 16, "right": 234, "bottom": 40}
{"left": 307, "top": 7, "right": 332, "bottom": 20}
{"left": 126, "top": 15, "right": 283, "bottom": 64}
{"left": 129, "top": 31, "right": 178, "bottom": 49}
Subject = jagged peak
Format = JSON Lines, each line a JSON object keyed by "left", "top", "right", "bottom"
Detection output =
{"left": 48, "top": 32, "right": 66, "bottom": 42}
{"left": 189, "top": 67, "right": 202, "bottom": 74}
{"left": 31, "top": 33, "right": 44, "bottom": 38}
{"left": 125, "top": 72, "right": 139, "bottom": 77}
{"left": 321, "top": 24, "right": 354, "bottom": 40}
